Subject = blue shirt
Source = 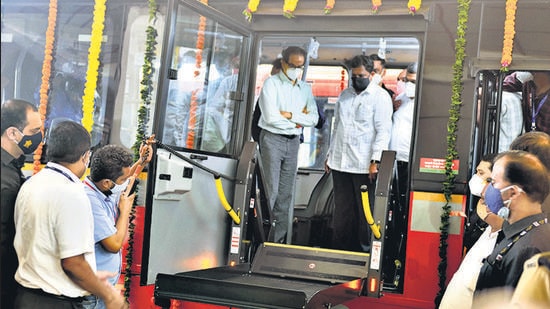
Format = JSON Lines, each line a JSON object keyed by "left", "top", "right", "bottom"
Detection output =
{"left": 83, "top": 178, "right": 120, "bottom": 285}
{"left": 258, "top": 72, "right": 319, "bottom": 135}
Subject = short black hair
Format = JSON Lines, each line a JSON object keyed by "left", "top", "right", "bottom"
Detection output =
{"left": 46, "top": 121, "right": 91, "bottom": 164}
{"left": 1, "top": 99, "right": 38, "bottom": 135}
{"left": 496, "top": 150, "right": 549, "bottom": 204}
{"left": 407, "top": 62, "right": 418, "bottom": 74}
{"left": 282, "top": 46, "right": 307, "bottom": 63}
{"left": 480, "top": 153, "right": 498, "bottom": 170}
{"left": 369, "top": 54, "right": 386, "bottom": 67}
{"left": 89, "top": 144, "right": 134, "bottom": 182}
{"left": 510, "top": 132, "right": 550, "bottom": 170}
{"left": 349, "top": 55, "right": 374, "bottom": 73}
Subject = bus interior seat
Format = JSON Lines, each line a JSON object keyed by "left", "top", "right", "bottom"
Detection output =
{"left": 292, "top": 171, "right": 335, "bottom": 247}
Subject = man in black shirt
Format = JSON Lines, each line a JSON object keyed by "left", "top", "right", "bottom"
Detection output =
{"left": 475, "top": 151, "right": 550, "bottom": 295}
{"left": 0, "top": 99, "right": 42, "bottom": 308}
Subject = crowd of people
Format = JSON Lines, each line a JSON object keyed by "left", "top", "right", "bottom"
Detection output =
{"left": 1, "top": 99, "right": 153, "bottom": 308}
{"left": 1, "top": 53, "right": 548, "bottom": 308}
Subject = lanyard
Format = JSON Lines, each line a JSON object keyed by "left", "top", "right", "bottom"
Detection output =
{"left": 492, "top": 218, "right": 548, "bottom": 266}
{"left": 531, "top": 93, "right": 548, "bottom": 131}
{"left": 83, "top": 178, "right": 118, "bottom": 221}
{"left": 45, "top": 165, "right": 75, "bottom": 183}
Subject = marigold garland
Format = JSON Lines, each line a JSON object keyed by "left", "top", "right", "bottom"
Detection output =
{"left": 435, "top": 0, "right": 470, "bottom": 307}
{"left": 408, "top": 0, "right": 421, "bottom": 14}
{"left": 33, "top": 0, "right": 58, "bottom": 175}
{"left": 500, "top": 0, "right": 517, "bottom": 71}
{"left": 324, "top": 0, "right": 335, "bottom": 14}
{"left": 283, "top": 0, "right": 299, "bottom": 18}
{"left": 81, "top": 0, "right": 106, "bottom": 133}
{"left": 371, "top": 0, "right": 381, "bottom": 14}
{"left": 242, "top": 0, "right": 260, "bottom": 22}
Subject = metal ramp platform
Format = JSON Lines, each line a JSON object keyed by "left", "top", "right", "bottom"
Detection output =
{"left": 154, "top": 242, "right": 370, "bottom": 308}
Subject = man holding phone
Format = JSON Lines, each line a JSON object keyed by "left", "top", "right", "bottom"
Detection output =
{"left": 82, "top": 142, "right": 152, "bottom": 308}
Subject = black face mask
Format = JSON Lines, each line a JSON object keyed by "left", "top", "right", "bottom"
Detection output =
{"left": 16, "top": 131, "right": 43, "bottom": 154}
{"left": 352, "top": 76, "right": 370, "bottom": 92}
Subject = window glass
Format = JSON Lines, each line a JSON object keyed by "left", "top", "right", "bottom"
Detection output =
{"left": 161, "top": 6, "right": 246, "bottom": 154}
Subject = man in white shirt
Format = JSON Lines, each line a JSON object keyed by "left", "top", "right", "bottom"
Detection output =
{"left": 13, "top": 121, "right": 127, "bottom": 309}
{"left": 389, "top": 62, "right": 417, "bottom": 208}
{"left": 325, "top": 55, "right": 393, "bottom": 252}
{"left": 258, "top": 46, "right": 319, "bottom": 243}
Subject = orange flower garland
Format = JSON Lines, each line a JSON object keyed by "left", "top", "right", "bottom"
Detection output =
{"left": 371, "top": 0, "right": 381, "bottom": 14}
{"left": 81, "top": 0, "right": 106, "bottom": 133}
{"left": 500, "top": 0, "right": 517, "bottom": 71}
{"left": 186, "top": 0, "right": 208, "bottom": 148}
{"left": 34, "top": 0, "right": 57, "bottom": 174}
{"left": 324, "top": 0, "right": 335, "bottom": 14}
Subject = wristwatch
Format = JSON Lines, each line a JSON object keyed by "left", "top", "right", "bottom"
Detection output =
{"left": 370, "top": 160, "right": 380, "bottom": 164}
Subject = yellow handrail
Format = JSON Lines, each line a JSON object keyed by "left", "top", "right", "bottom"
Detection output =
{"left": 360, "top": 185, "right": 381, "bottom": 239}
{"left": 214, "top": 176, "right": 241, "bottom": 225}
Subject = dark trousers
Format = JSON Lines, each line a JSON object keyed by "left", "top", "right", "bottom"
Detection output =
{"left": 15, "top": 285, "right": 84, "bottom": 309}
{"left": 331, "top": 170, "right": 376, "bottom": 252}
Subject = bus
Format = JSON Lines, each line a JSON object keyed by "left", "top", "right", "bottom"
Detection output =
{"left": 2, "top": 0, "right": 549, "bottom": 308}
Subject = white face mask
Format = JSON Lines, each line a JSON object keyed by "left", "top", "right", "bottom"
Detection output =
{"left": 405, "top": 81, "right": 416, "bottom": 98}
{"left": 371, "top": 73, "right": 383, "bottom": 86}
{"left": 396, "top": 80, "right": 406, "bottom": 95}
{"left": 111, "top": 179, "right": 130, "bottom": 195}
{"left": 285, "top": 68, "right": 302, "bottom": 81}
{"left": 468, "top": 174, "right": 486, "bottom": 197}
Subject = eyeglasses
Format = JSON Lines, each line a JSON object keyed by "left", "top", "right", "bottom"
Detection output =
{"left": 284, "top": 60, "right": 304, "bottom": 69}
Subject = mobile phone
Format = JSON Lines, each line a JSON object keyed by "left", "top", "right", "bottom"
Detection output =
{"left": 126, "top": 178, "right": 139, "bottom": 195}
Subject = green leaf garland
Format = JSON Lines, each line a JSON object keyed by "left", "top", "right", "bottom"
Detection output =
{"left": 435, "top": 0, "right": 471, "bottom": 307}
{"left": 124, "top": 0, "right": 158, "bottom": 302}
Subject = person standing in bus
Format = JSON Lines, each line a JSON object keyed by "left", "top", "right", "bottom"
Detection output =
{"left": 202, "top": 56, "right": 240, "bottom": 152}
{"left": 474, "top": 151, "right": 550, "bottom": 296}
{"left": 389, "top": 62, "right": 417, "bottom": 210}
{"left": 13, "top": 121, "right": 128, "bottom": 308}
{"left": 257, "top": 46, "right": 319, "bottom": 243}
{"left": 1, "top": 99, "right": 42, "bottom": 309}
{"left": 498, "top": 71, "right": 532, "bottom": 152}
{"left": 82, "top": 143, "right": 152, "bottom": 308}
{"left": 522, "top": 71, "right": 550, "bottom": 135}
{"left": 325, "top": 55, "right": 393, "bottom": 252}
{"left": 369, "top": 54, "right": 395, "bottom": 99}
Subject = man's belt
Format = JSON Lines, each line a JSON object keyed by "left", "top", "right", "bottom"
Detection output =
{"left": 18, "top": 284, "right": 86, "bottom": 303}
{"left": 278, "top": 133, "right": 299, "bottom": 139}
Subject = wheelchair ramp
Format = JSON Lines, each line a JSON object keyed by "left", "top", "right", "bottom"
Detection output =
{"left": 155, "top": 242, "right": 369, "bottom": 308}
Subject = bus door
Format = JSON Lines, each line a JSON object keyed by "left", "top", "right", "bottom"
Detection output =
{"left": 141, "top": 0, "right": 254, "bottom": 285}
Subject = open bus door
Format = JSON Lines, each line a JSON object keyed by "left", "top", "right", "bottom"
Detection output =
{"left": 140, "top": 0, "right": 255, "bottom": 286}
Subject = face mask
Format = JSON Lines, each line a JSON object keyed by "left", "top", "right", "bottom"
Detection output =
{"left": 483, "top": 183, "right": 504, "bottom": 214}
{"left": 484, "top": 184, "right": 516, "bottom": 218}
{"left": 13, "top": 130, "right": 43, "bottom": 154}
{"left": 285, "top": 68, "right": 301, "bottom": 81}
{"left": 110, "top": 179, "right": 130, "bottom": 195}
{"left": 468, "top": 174, "right": 487, "bottom": 197}
{"left": 405, "top": 82, "right": 416, "bottom": 98}
{"left": 396, "top": 80, "right": 406, "bottom": 95}
{"left": 352, "top": 77, "right": 370, "bottom": 92}
{"left": 372, "top": 74, "right": 383, "bottom": 85}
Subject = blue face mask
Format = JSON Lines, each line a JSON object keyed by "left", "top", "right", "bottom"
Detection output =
{"left": 484, "top": 183, "right": 515, "bottom": 219}
{"left": 483, "top": 183, "right": 504, "bottom": 214}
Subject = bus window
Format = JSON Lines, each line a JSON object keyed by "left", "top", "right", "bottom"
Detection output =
{"left": 159, "top": 5, "right": 246, "bottom": 154}
{"left": 116, "top": 9, "right": 165, "bottom": 149}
